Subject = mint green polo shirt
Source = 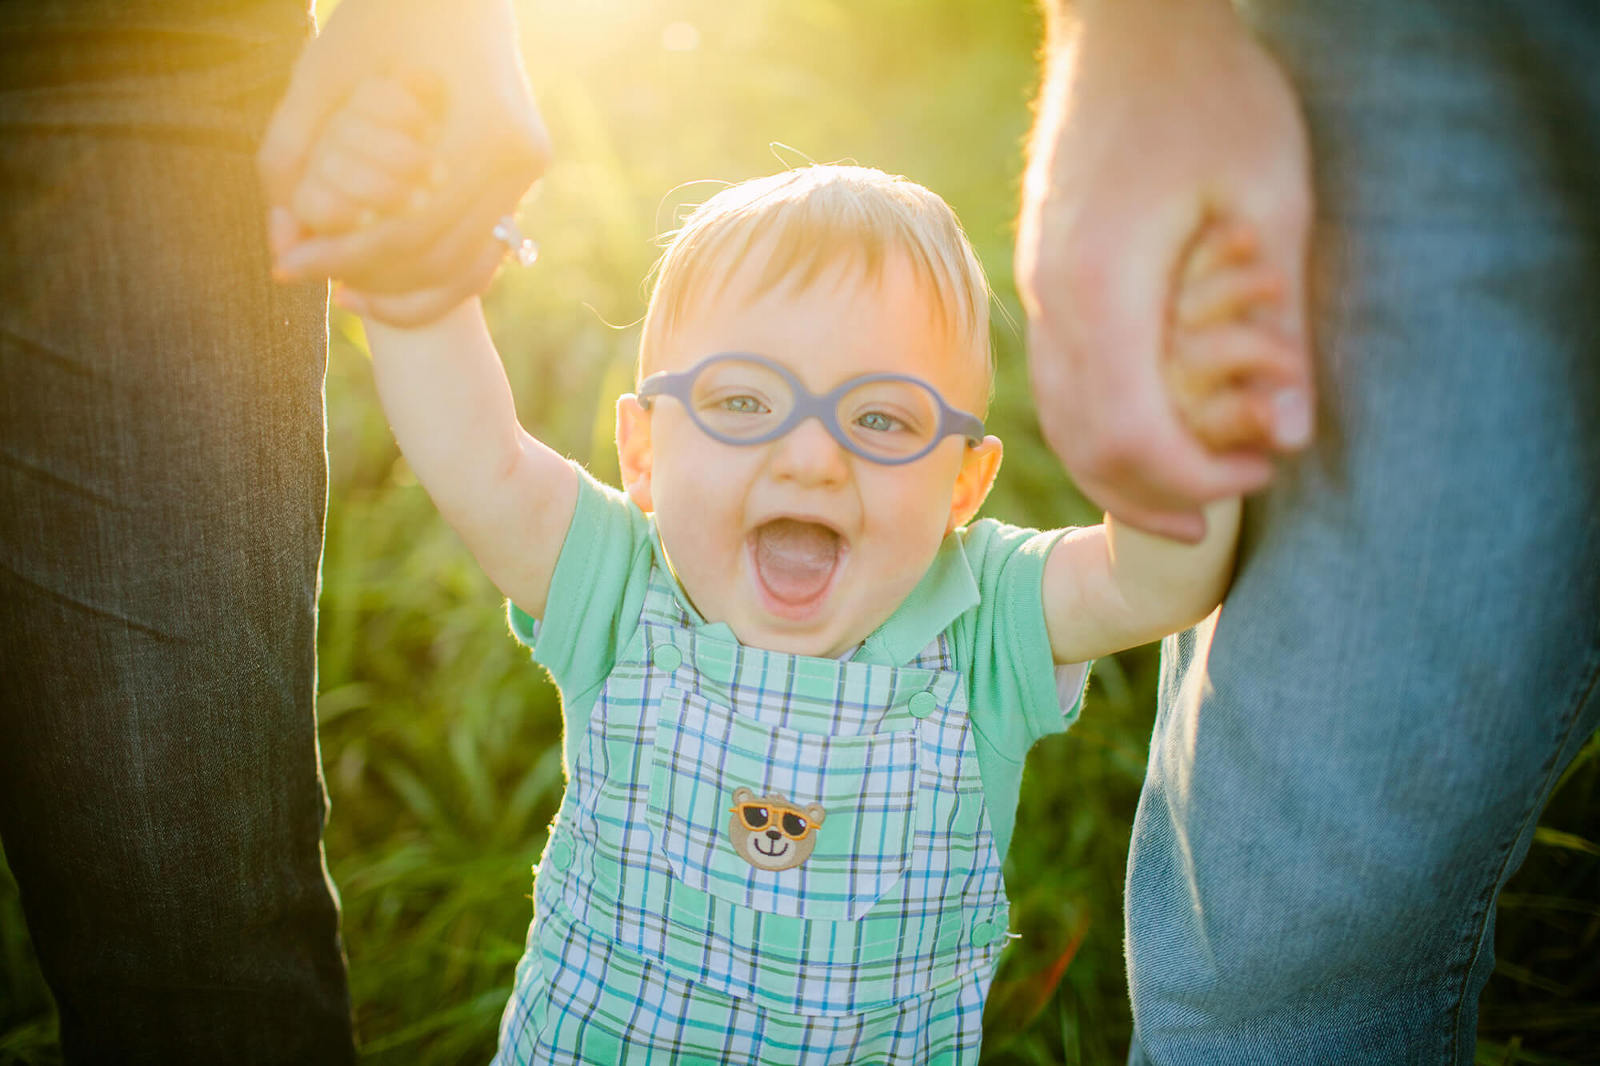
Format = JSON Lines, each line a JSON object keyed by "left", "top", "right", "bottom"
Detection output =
{"left": 510, "top": 464, "right": 1086, "bottom": 863}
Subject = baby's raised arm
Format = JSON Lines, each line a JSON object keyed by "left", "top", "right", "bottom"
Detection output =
{"left": 1043, "top": 500, "right": 1240, "bottom": 663}
{"left": 1040, "top": 219, "right": 1296, "bottom": 661}
{"left": 363, "top": 306, "right": 577, "bottom": 619}
{"left": 292, "top": 74, "right": 576, "bottom": 615}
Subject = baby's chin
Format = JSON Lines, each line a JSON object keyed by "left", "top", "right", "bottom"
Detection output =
{"left": 727, "top": 622, "right": 865, "bottom": 660}
{"left": 737, "top": 580, "right": 897, "bottom": 660}
{"left": 713, "top": 593, "right": 887, "bottom": 660}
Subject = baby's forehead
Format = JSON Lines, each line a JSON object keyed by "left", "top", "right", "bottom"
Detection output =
{"left": 702, "top": 229, "right": 972, "bottom": 337}
{"left": 662, "top": 286, "right": 986, "bottom": 409}
{"left": 647, "top": 243, "right": 990, "bottom": 397}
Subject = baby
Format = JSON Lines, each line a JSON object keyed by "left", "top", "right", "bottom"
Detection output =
{"left": 291, "top": 78, "right": 1291, "bottom": 1065}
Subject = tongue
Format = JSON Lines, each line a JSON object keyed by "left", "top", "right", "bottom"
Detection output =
{"left": 754, "top": 520, "right": 840, "bottom": 603}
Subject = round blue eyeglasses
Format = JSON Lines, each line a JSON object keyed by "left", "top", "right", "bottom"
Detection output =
{"left": 636, "top": 352, "right": 986, "bottom": 466}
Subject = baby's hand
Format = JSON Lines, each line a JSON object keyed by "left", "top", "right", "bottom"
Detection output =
{"left": 1164, "top": 220, "right": 1309, "bottom": 454}
{"left": 269, "top": 72, "right": 444, "bottom": 258}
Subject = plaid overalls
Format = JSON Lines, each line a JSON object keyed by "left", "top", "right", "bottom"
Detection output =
{"left": 495, "top": 565, "right": 1011, "bottom": 1064}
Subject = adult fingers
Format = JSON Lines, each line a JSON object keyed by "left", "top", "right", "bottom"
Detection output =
{"left": 316, "top": 145, "right": 426, "bottom": 216}
{"left": 1072, "top": 414, "right": 1276, "bottom": 516}
{"left": 1030, "top": 315, "right": 1276, "bottom": 521}
{"left": 1087, "top": 488, "right": 1210, "bottom": 543}
{"left": 275, "top": 150, "right": 536, "bottom": 292}
{"left": 267, "top": 206, "right": 304, "bottom": 261}
{"left": 1026, "top": 252, "right": 1272, "bottom": 522}
{"left": 324, "top": 107, "right": 434, "bottom": 181}
{"left": 1067, "top": 443, "right": 1265, "bottom": 543}
{"left": 258, "top": 43, "right": 354, "bottom": 209}
{"left": 346, "top": 75, "right": 440, "bottom": 138}
{"left": 289, "top": 170, "right": 362, "bottom": 236}
{"left": 292, "top": 141, "right": 430, "bottom": 234}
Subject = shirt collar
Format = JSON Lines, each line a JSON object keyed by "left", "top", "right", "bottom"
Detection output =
{"left": 854, "top": 531, "right": 978, "bottom": 665}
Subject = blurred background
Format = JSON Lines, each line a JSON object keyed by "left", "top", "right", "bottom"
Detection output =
{"left": 2, "top": 0, "right": 1596, "bottom": 1062}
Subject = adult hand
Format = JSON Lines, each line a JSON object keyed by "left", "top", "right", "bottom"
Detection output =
{"left": 1016, "top": 0, "right": 1313, "bottom": 541}
{"left": 259, "top": 0, "right": 551, "bottom": 326}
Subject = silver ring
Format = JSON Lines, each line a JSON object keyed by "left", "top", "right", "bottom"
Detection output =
{"left": 492, "top": 215, "right": 539, "bottom": 267}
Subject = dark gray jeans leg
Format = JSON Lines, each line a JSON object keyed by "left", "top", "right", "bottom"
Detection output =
{"left": 0, "top": 39, "right": 356, "bottom": 1066}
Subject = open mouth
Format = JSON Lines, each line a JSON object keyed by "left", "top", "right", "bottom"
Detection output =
{"left": 750, "top": 517, "right": 845, "bottom": 616}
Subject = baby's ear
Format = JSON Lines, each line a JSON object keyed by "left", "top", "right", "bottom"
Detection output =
{"left": 615, "top": 394, "right": 655, "bottom": 513}
{"left": 946, "top": 435, "right": 1003, "bottom": 534}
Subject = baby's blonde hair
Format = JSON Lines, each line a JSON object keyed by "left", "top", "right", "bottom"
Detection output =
{"left": 639, "top": 165, "right": 993, "bottom": 407}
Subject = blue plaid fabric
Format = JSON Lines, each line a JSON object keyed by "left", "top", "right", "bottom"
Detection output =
{"left": 495, "top": 564, "right": 1011, "bottom": 1064}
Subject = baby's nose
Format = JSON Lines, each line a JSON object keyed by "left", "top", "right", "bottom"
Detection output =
{"left": 769, "top": 416, "right": 849, "bottom": 484}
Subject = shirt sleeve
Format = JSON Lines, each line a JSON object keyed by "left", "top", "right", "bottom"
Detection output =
{"left": 506, "top": 462, "right": 655, "bottom": 710}
{"left": 952, "top": 519, "right": 1091, "bottom": 863}
{"left": 955, "top": 518, "right": 1089, "bottom": 761}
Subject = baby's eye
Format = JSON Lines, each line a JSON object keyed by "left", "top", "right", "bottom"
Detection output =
{"left": 721, "top": 395, "right": 769, "bottom": 415}
{"left": 854, "top": 410, "right": 906, "bottom": 433}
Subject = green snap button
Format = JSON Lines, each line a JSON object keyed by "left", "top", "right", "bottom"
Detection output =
{"left": 546, "top": 839, "right": 573, "bottom": 872}
{"left": 908, "top": 691, "right": 937, "bottom": 719}
{"left": 975, "top": 917, "right": 1009, "bottom": 946}
{"left": 652, "top": 644, "right": 683, "bottom": 672}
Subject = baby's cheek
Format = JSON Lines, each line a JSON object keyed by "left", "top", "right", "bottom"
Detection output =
{"left": 889, "top": 481, "right": 959, "bottom": 549}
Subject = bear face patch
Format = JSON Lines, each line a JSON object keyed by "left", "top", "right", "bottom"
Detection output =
{"left": 727, "top": 787, "right": 826, "bottom": 872}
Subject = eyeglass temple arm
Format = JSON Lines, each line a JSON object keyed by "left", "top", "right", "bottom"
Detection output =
{"left": 635, "top": 368, "right": 694, "bottom": 410}
{"left": 947, "top": 409, "right": 986, "bottom": 445}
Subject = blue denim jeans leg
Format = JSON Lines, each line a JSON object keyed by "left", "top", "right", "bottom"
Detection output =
{"left": 1126, "top": 2, "right": 1600, "bottom": 1062}
{"left": 0, "top": 3, "right": 356, "bottom": 1062}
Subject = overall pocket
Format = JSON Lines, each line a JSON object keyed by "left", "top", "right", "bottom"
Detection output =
{"left": 646, "top": 687, "right": 918, "bottom": 922}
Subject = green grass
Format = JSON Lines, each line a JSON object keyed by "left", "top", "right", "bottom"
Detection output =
{"left": 3, "top": 1, "right": 1597, "bottom": 1063}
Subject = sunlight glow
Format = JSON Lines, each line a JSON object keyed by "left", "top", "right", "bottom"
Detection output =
{"left": 661, "top": 21, "right": 701, "bottom": 53}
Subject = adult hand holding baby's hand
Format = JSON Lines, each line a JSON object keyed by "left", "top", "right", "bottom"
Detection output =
{"left": 1164, "top": 219, "right": 1306, "bottom": 454}
{"left": 1016, "top": 0, "right": 1314, "bottom": 542}
{"left": 259, "top": 0, "right": 551, "bottom": 326}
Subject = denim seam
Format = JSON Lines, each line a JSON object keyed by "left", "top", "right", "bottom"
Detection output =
{"left": 1444, "top": 622, "right": 1600, "bottom": 1061}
